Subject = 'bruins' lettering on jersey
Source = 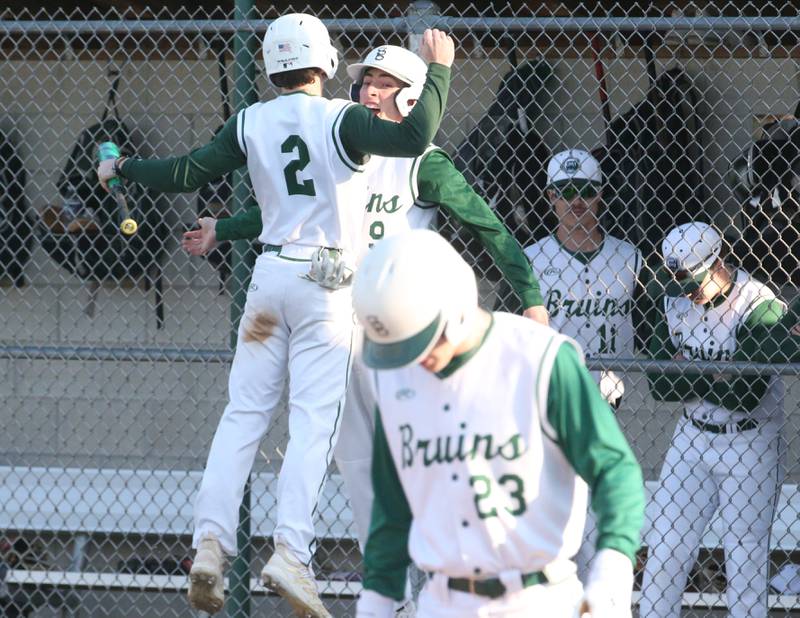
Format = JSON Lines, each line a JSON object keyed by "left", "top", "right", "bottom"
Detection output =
{"left": 525, "top": 235, "right": 642, "bottom": 402}
{"left": 361, "top": 144, "right": 441, "bottom": 248}
{"left": 664, "top": 268, "right": 785, "bottom": 425}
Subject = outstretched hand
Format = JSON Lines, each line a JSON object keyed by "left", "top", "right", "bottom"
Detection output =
{"left": 182, "top": 217, "right": 218, "bottom": 256}
{"left": 419, "top": 28, "right": 455, "bottom": 68}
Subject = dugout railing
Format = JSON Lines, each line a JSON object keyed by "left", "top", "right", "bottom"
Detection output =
{"left": 3, "top": 2, "right": 800, "bottom": 616}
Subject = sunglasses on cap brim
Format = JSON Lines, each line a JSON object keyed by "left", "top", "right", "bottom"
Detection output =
{"left": 550, "top": 183, "right": 601, "bottom": 200}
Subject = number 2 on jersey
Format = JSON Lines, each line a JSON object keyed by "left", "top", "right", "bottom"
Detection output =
{"left": 281, "top": 135, "right": 316, "bottom": 196}
{"left": 469, "top": 474, "right": 526, "bottom": 519}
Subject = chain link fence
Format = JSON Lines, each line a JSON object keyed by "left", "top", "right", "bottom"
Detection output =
{"left": 2, "top": 1, "right": 800, "bottom": 616}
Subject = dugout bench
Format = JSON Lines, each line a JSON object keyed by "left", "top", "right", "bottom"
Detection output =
{"left": 0, "top": 466, "right": 360, "bottom": 616}
{"left": 1, "top": 469, "right": 799, "bottom": 613}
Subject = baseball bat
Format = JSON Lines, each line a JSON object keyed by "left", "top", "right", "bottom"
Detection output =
{"left": 97, "top": 141, "right": 138, "bottom": 236}
{"left": 590, "top": 32, "right": 612, "bottom": 135}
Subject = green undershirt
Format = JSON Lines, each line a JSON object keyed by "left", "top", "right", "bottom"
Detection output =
{"left": 363, "top": 339, "right": 645, "bottom": 600}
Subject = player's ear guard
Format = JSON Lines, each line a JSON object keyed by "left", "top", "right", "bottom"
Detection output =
{"left": 349, "top": 81, "right": 424, "bottom": 118}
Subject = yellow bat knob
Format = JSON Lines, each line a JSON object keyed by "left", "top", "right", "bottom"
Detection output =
{"left": 120, "top": 219, "right": 138, "bottom": 236}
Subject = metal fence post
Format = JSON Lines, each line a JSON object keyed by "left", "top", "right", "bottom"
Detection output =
{"left": 228, "top": 0, "right": 258, "bottom": 615}
{"left": 406, "top": 0, "right": 440, "bottom": 53}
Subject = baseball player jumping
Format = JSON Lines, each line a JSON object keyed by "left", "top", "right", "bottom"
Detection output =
{"left": 182, "top": 42, "right": 549, "bottom": 595}
{"left": 640, "top": 221, "right": 786, "bottom": 618}
{"left": 351, "top": 229, "right": 644, "bottom": 618}
{"left": 97, "top": 14, "right": 455, "bottom": 617}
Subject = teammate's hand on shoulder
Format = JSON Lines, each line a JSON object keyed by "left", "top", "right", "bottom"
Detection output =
{"left": 579, "top": 548, "right": 634, "bottom": 618}
{"left": 420, "top": 28, "right": 455, "bottom": 68}
{"left": 523, "top": 305, "right": 549, "bottom": 326}
{"left": 355, "top": 590, "right": 395, "bottom": 618}
{"left": 181, "top": 217, "right": 218, "bottom": 256}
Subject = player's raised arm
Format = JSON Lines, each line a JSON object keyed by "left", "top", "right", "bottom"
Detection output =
{"left": 338, "top": 29, "right": 454, "bottom": 159}
{"left": 416, "top": 148, "right": 546, "bottom": 317}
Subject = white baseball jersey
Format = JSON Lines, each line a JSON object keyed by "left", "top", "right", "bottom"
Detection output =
{"left": 664, "top": 268, "right": 784, "bottom": 424}
{"left": 372, "top": 314, "right": 588, "bottom": 577}
{"left": 360, "top": 145, "right": 441, "bottom": 250}
{"left": 236, "top": 94, "right": 368, "bottom": 251}
{"left": 524, "top": 235, "right": 642, "bottom": 402}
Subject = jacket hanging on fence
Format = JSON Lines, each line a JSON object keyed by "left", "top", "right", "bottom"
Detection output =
{"left": 596, "top": 67, "right": 707, "bottom": 266}
{"left": 0, "top": 131, "right": 31, "bottom": 287}
{"left": 451, "top": 60, "right": 553, "bottom": 278}
{"left": 36, "top": 70, "right": 169, "bottom": 325}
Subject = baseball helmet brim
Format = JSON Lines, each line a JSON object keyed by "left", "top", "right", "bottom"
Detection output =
{"left": 362, "top": 313, "right": 443, "bottom": 369}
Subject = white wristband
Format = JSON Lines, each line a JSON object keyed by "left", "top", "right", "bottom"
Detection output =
{"left": 582, "top": 548, "right": 634, "bottom": 617}
{"left": 355, "top": 589, "right": 395, "bottom": 618}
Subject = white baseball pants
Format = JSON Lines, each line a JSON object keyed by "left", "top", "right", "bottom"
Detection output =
{"left": 192, "top": 252, "right": 355, "bottom": 565}
{"left": 640, "top": 414, "right": 784, "bottom": 618}
{"left": 417, "top": 572, "right": 583, "bottom": 617}
{"left": 333, "top": 339, "right": 376, "bottom": 551}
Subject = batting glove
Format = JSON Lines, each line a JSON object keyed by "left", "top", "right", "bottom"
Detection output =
{"left": 355, "top": 590, "right": 395, "bottom": 618}
{"left": 579, "top": 548, "right": 634, "bottom": 618}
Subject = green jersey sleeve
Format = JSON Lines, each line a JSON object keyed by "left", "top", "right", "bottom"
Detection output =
{"left": 338, "top": 63, "right": 451, "bottom": 161}
{"left": 704, "top": 298, "right": 785, "bottom": 412}
{"left": 737, "top": 295, "right": 800, "bottom": 364}
{"left": 546, "top": 342, "right": 645, "bottom": 565}
{"left": 417, "top": 150, "right": 543, "bottom": 308}
{"left": 215, "top": 206, "right": 262, "bottom": 242}
{"left": 120, "top": 115, "right": 246, "bottom": 192}
{"left": 362, "top": 407, "right": 412, "bottom": 601}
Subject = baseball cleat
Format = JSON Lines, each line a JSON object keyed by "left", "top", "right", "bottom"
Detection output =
{"left": 261, "top": 543, "right": 332, "bottom": 618}
{"left": 188, "top": 533, "right": 225, "bottom": 614}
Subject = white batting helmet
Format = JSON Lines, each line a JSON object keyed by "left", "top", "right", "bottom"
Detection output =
{"left": 352, "top": 229, "right": 478, "bottom": 369}
{"left": 346, "top": 45, "right": 428, "bottom": 117}
{"left": 262, "top": 13, "right": 338, "bottom": 79}
{"left": 662, "top": 221, "right": 722, "bottom": 297}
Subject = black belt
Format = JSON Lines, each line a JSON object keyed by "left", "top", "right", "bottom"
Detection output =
{"left": 261, "top": 244, "right": 282, "bottom": 254}
{"left": 684, "top": 411, "right": 759, "bottom": 434}
{"left": 443, "top": 571, "right": 548, "bottom": 599}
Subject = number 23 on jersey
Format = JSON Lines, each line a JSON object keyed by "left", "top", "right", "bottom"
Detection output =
{"left": 470, "top": 473, "right": 527, "bottom": 519}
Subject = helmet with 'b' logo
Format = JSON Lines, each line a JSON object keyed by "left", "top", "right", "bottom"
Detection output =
{"left": 352, "top": 230, "right": 479, "bottom": 369}
{"left": 346, "top": 45, "right": 428, "bottom": 117}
